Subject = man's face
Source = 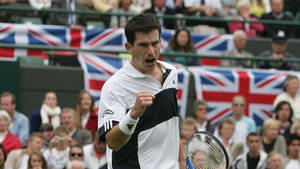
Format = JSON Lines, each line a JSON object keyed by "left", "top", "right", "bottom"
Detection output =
{"left": 272, "top": 43, "right": 287, "bottom": 54}
{"left": 271, "top": 0, "right": 283, "bottom": 14}
{"left": 0, "top": 96, "right": 15, "bottom": 115}
{"left": 69, "top": 147, "right": 84, "bottom": 161}
{"left": 154, "top": 0, "right": 166, "bottom": 10}
{"left": 232, "top": 96, "right": 246, "bottom": 117}
{"left": 126, "top": 30, "right": 161, "bottom": 74}
{"left": 95, "top": 139, "right": 106, "bottom": 154}
{"left": 247, "top": 135, "right": 260, "bottom": 153}
{"left": 29, "top": 137, "right": 44, "bottom": 152}
{"left": 194, "top": 105, "right": 208, "bottom": 120}
{"left": 267, "top": 154, "right": 282, "bottom": 169}
{"left": 288, "top": 139, "right": 300, "bottom": 157}
{"left": 61, "top": 111, "right": 75, "bottom": 130}
{"left": 234, "top": 34, "right": 247, "bottom": 51}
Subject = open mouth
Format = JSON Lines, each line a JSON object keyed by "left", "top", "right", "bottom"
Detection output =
{"left": 145, "top": 58, "right": 155, "bottom": 63}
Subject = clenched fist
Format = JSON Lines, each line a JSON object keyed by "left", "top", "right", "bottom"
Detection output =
{"left": 130, "top": 91, "right": 155, "bottom": 119}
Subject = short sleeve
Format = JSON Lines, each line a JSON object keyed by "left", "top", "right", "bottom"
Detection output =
{"left": 98, "top": 83, "right": 127, "bottom": 141}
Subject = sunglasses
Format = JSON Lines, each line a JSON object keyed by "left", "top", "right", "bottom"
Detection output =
{"left": 70, "top": 153, "right": 83, "bottom": 157}
{"left": 233, "top": 103, "right": 245, "bottom": 107}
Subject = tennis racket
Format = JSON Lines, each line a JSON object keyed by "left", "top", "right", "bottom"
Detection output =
{"left": 185, "top": 131, "right": 229, "bottom": 169}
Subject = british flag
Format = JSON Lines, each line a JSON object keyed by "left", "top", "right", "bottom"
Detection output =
{"left": 189, "top": 67, "right": 300, "bottom": 126}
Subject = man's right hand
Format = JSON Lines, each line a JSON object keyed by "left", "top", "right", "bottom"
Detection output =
{"left": 130, "top": 91, "right": 155, "bottom": 120}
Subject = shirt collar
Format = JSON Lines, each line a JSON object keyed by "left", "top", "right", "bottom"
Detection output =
{"left": 123, "top": 60, "right": 169, "bottom": 78}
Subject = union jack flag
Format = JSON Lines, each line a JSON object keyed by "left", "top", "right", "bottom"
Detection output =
{"left": 188, "top": 67, "right": 300, "bottom": 126}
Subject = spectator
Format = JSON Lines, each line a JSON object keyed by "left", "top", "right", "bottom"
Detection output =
{"left": 249, "top": 0, "right": 271, "bottom": 18}
{"left": 221, "top": 30, "right": 254, "bottom": 68}
{"left": 144, "top": 0, "right": 177, "bottom": 30}
{"left": 5, "top": 133, "right": 44, "bottom": 169}
{"left": 274, "top": 101, "right": 293, "bottom": 141}
{"left": 258, "top": 31, "right": 296, "bottom": 70}
{"left": 92, "top": 0, "right": 118, "bottom": 12}
{"left": 265, "top": 152, "right": 283, "bottom": 169}
{"left": 184, "top": 0, "right": 222, "bottom": 26}
{"left": 290, "top": 121, "right": 300, "bottom": 138}
{"left": 39, "top": 123, "right": 54, "bottom": 152}
{"left": 165, "top": 0, "right": 185, "bottom": 14}
{"left": 31, "top": 91, "right": 61, "bottom": 133}
{"left": 66, "top": 160, "right": 85, "bottom": 169}
{"left": 233, "top": 132, "right": 268, "bottom": 169}
{"left": 180, "top": 117, "right": 197, "bottom": 140}
{"left": 192, "top": 100, "right": 214, "bottom": 133}
{"left": 0, "top": 110, "right": 21, "bottom": 155}
{"left": 61, "top": 108, "right": 92, "bottom": 146}
{"left": 273, "top": 75, "right": 300, "bottom": 119}
{"left": 164, "top": 28, "right": 199, "bottom": 65}
{"left": 231, "top": 95, "right": 256, "bottom": 144}
{"left": 219, "top": 0, "right": 238, "bottom": 18}
{"left": 261, "top": 118, "right": 287, "bottom": 156}
{"left": 28, "top": 151, "right": 48, "bottom": 169}
{"left": 129, "top": 0, "right": 151, "bottom": 14}
{"left": 0, "top": 145, "right": 6, "bottom": 169}
{"left": 43, "top": 126, "right": 72, "bottom": 169}
{"left": 48, "top": 0, "right": 87, "bottom": 28}
{"left": 283, "top": 134, "right": 300, "bottom": 169}
{"left": 83, "top": 134, "right": 107, "bottom": 169}
{"left": 218, "top": 118, "right": 244, "bottom": 168}
{"left": 260, "top": 0, "right": 293, "bottom": 38}
{"left": 229, "top": 1, "right": 264, "bottom": 37}
{"left": 0, "top": 92, "right": 29, "bottom": 144}
{"left": 75, "top": 90, "right": 98, "bottom": 137}
{"left": 110, "top": 0, "right": 137, "bottom": 28}
{"left": 69, "top": 144, "right": 84, "bottom": 162}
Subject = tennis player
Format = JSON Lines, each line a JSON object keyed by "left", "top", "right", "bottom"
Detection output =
{"left": 98, "top": 13, "right": 180, "bottom": 169}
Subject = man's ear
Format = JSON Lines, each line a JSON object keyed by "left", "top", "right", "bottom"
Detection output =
{"left": 125, "top": 42, "right": 132, "bottom": 53}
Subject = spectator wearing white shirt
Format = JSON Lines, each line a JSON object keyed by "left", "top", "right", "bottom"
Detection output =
{"left": 283, "top": 134, "right": 300, "bottom": 169}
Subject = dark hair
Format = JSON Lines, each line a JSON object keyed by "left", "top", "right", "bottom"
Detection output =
{"left": 42, "top": 91, "right": 57, "bottom": 103}
{"left": 28, "top": 151, "right": 48, "bottom": 169}
{"left": 169, "top": 28, "right": 195, "bottom": 52}
{"left": 282, "top": 75, "right": 299, "bottom": 92}
{"left": 287, "top": 134, "right": 300, "bottom": 146}
{"left": 274, "top": 101, "right": 293, "bottom": 122}
{"left": 39, "top": 123, "right": 53, "bottom": 132}
{"left": 247, "top": 132, "right": 260, "bottom": 141}
{"left": 0, "top": 144, "right": 6, "bottom": 164}
{"left": 125, "top": 13, "right": 161, "bottom": 44}
{"left": 69, "top": 144, "right": 84, "bottom": 157}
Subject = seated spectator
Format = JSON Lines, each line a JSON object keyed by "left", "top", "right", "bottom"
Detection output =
{"left": 164, "top": 28, "right": 199, "bottom": 65}
{"left": 260, "top": 0, "right": 294, "bottom": 38}
{"left": 261, "top": 118, "right": 287, "bottom": 156}
{"left": 83, "top": 134, "right": 107, "bottom": 169}
{"left": 258, "top": 31, "right": 296, "bottom": 70}
{"left": 75, "top": 90, "right": 98, "bottom": 138}
{"left": 28, "top": 151, "right": 48, "bottom": 169}
{"left": 39, "top": 123, "right": 54, "bottom": 152}
{"left": 219, "top": 0, "right": 238, "bottom": 18}
{"left": 273, "top": 75, "right": 300, "bottom": 119}
{"left": 165, "top": 0, "right": 185, "bottom": 14}
{"left": 249, "top": 0, "right": 271, "bottom": 18}
{"left": 290, "top": 121, "right": 300, "bottom": 138}
{"left": 61, "top": 108, "right": 92, "bottom": 146}
{"left": 274, "top": 101, "right": 293, "bottom": 141}
{"left": 265, "top": 152, "right": 283, "bottom": 169}
{"left": 5, "top": 133, "right": 44, "bottom": 169}
{"left": 31, "top": 91, "right": 61, "bottom": 133}
{"left": 0, "top": 110, "right": 21, "bottom": 155}
{"left": 180, "top": 117, "right": 197, "bottom": 140}
{"left": 218, "top": 118, "right": 244, "bottom": 168}
{"left": 48, "top": 0, "right": 87, "bottom": 28}
{"left": 110, "top": 0, "right": 137, "bottom": 28}
{"left": 221, "top": 30, "right": 254, "bottom": 68}
{"left": 192, "top": 100, "right": 215, "bottom": 133}
{"left": 184, "top": 0, "right": 222, "bottom": 26}
{"left": 283, "top": 134, "right": 300, "bottom": 169}
{"left": 43, "top": 126, "right": 72, "bottom": 169}
{"left": 0, "top": 92, "right": 29, "bottom": 145}
{"left": 144, "top": 0, "right": 177, "bottom": 30}
{"left": 69, "top": 144, "right": 84, "bottom": 162}
{"left": 0, "top": 145, "right": 6, "bottom": 169}
{"left": 129, "top": 0, "right": 151, "bottom": 14}
{"left": 233, "top": 133, "right": 268, "bottom": 169}
{"left": 229, "top": 1, "right": 264, "bottom": 37}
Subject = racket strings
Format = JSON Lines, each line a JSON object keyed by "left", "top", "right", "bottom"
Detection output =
{"left": 186, "top": 135, "right": 227, "bottom": 169}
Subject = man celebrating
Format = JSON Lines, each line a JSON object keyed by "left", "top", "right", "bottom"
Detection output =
{"left": 98, "top": 13, "right": 179, "bottom": 169}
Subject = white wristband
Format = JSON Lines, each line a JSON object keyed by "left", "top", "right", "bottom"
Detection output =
{"left": 119, "top": 111, "right": 139, "bottom": 135}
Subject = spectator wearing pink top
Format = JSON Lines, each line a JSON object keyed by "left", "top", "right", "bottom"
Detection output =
{"left": 229, "top": 1, "right": 264, "bottom": 37}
